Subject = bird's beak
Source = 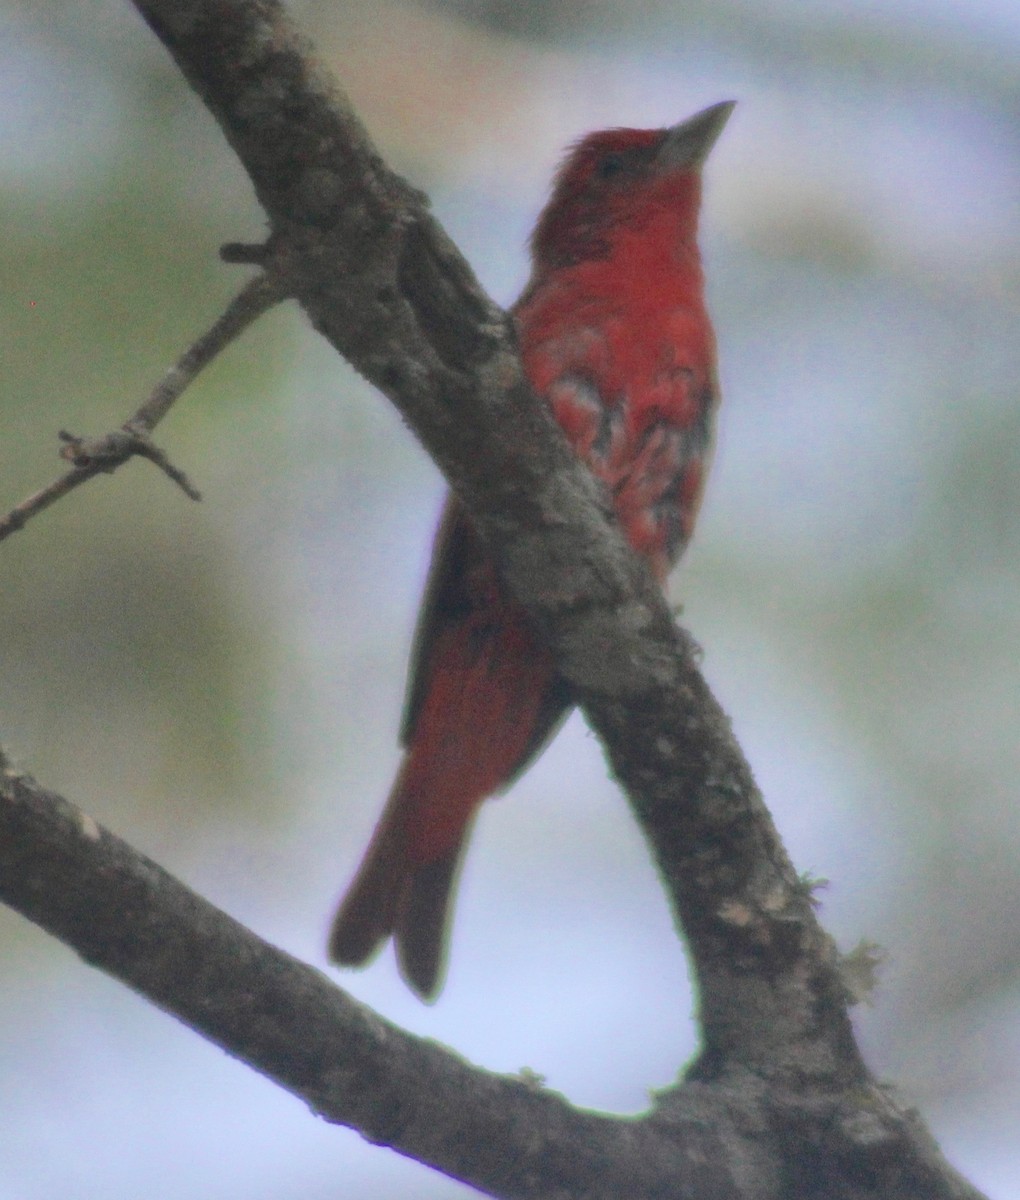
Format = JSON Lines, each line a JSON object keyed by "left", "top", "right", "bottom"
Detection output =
{"left": 658, "top": 101, "right": 736, "bottom": 170}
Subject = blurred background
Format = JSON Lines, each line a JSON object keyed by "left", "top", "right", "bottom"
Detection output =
{"left": 1, "top": 0, "right": 1017, "bottom": 1196}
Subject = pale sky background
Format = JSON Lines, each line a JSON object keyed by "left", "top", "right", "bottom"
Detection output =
{"left": 1, "top": 1, "right": 1018, "bottom": 1197}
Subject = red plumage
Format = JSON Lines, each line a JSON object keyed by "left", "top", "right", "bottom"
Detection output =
{"left": 329, "top": 101, "right": 734, "bottom": 998}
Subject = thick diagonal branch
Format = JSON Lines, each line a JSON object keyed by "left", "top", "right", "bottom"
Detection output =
{"left": 132, "top": 0, "right": 841, "bottom": 1068}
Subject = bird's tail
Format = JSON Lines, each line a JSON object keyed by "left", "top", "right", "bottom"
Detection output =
{"left": 330, "top": 605, "right": 570, "bottom": 1000}
{"left": 328, "top": 755, "right": 471, "bottom": 1001}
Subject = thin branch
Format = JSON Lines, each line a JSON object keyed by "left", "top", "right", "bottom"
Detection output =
{"left": 0, "top": 271, "right": 282, "bottom": 543}
{"left": 125, "top": 269, "right": 284, "bottom": 435}
{"left": 0, "top": 459, "right": 104, "bottom": 541}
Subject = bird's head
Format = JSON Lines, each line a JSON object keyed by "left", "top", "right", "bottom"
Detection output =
{"left": 530, "top": 100, "right": 735, "bottom": 270}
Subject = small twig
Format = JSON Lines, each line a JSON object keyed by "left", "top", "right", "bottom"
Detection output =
{"left": 0, "top": 270, "right": 283, "bottom": 544}
{"left": 126, "top": 268, "right": 283, "bottom": 436}
{"left": 130, "top": 438, "right": 204, "bottom": 500}
{"left": 220, "top": 241, "right": 271, "bottom": 266}
{"left": 0, "top": 467, "right": 103, "bottom": 539}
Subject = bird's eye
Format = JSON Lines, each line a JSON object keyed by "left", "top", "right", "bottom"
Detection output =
{"left": 597, "top": 153, "right": 626, "bottom": 180}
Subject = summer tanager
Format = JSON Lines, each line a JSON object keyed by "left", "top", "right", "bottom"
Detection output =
{"left": 329, "top": 100, "right": 734, "bottom": 999}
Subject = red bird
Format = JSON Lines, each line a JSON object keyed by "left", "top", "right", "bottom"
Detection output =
{"left": 329, "top": 101, "right": 734, "bottom": 999}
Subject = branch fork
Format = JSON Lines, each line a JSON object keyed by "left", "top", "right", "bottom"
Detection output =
{"left": 57, "top": 427, "right": 202, "bottom": 500}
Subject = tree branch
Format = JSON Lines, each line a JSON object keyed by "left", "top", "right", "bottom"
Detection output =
{"left": 0, "top": 756, "right": 981, "bottom": 1200}
{"left": 0, "top": 0, "right": 988, "bottom": 1196}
